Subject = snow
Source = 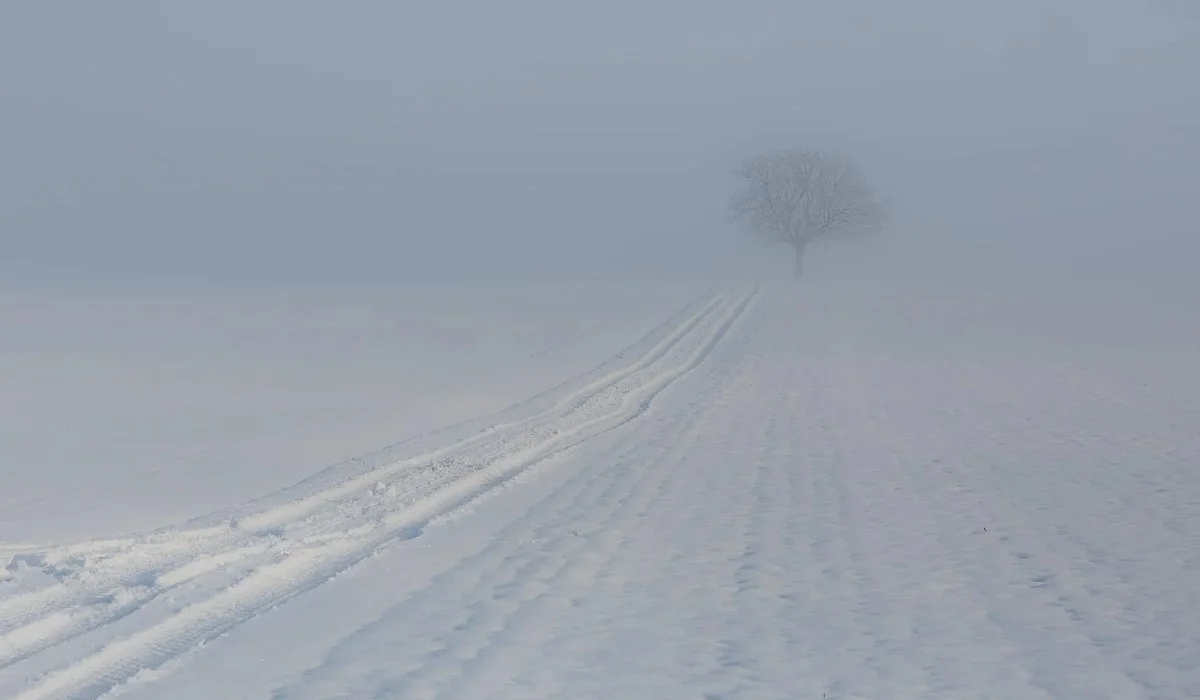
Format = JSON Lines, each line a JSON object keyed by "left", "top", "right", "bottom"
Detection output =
{"left": 3, "top": 280, "right": 1199, "bottom": 699}
{"left": 0, "top": 282, "right": 702, "bottom": 542}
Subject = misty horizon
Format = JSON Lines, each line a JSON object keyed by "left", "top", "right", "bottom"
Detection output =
{"left": 3, "top": 1, "right": 1198, "bottom": 286}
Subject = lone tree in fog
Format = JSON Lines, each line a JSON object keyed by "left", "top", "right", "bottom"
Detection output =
{"left": 729, "top": 148, "right": 886, "bottom": 279}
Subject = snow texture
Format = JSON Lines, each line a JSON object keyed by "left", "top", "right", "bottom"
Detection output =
{"left": 2, "top": 282, "right": 1198, "bottom": 699}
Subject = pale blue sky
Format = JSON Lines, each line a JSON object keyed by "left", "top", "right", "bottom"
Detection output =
{"left": 2, "top": 1, "right": 1197, "bottom": 284}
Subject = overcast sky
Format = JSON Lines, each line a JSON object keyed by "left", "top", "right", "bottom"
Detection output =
{"left": 2, "top": 1, "right": 1197, "bottom": 285}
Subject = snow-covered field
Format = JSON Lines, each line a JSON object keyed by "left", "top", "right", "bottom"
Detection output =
{"left": 0, "top": 282, "right": 702, "bottom": 542}
{"left": 2, "top": 280, "right": 1199, "bottom": 699}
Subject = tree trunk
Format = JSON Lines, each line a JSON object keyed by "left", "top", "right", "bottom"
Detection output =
{"left": 792, "top": 242, "right": 806, "bottom": 279}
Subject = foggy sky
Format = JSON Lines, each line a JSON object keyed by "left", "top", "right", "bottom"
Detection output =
{"left": 3, "top": 1, "right": 1197, "bottom": 285}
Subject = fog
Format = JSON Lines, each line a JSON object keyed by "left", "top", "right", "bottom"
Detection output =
{"left": 3, "top": 1, "right": 1197, "bottom": 287}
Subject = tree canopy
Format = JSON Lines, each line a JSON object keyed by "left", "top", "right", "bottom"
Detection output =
{"left": 729, "top": 148, "right": 886, "bottom": 276}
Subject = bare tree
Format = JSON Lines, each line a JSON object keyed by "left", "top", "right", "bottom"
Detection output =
{"left": 729, "top": 148, "right": 887, "bottom": 279}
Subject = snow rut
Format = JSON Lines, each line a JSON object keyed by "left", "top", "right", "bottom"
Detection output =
{"left": 0, "top": 286, "right": 759, "bottom": 700}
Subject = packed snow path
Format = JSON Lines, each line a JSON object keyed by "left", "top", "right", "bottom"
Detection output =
{"left": 3, "top": 284, "right": 1199, "bottom": 699}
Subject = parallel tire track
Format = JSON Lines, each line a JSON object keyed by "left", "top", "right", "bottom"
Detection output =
{"left": 0, "top": 291, "right": 732, "bottom": 669}
{"left": 4, "top": 286, "right": 758, "bottom": 700}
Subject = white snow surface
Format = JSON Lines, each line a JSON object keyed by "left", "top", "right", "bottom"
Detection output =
{"left": 0, "top": 282, "right": 700, "bottom": 542}
{"left": 2, "top": 281, "right": 1199, "bottom": 699}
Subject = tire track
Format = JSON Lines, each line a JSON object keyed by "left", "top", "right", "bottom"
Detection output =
{"left": 0, "top": 292, "right": 736, "bottom": 669}
{"left": 7, "top": 287, "right": 758, "bottom": 700}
